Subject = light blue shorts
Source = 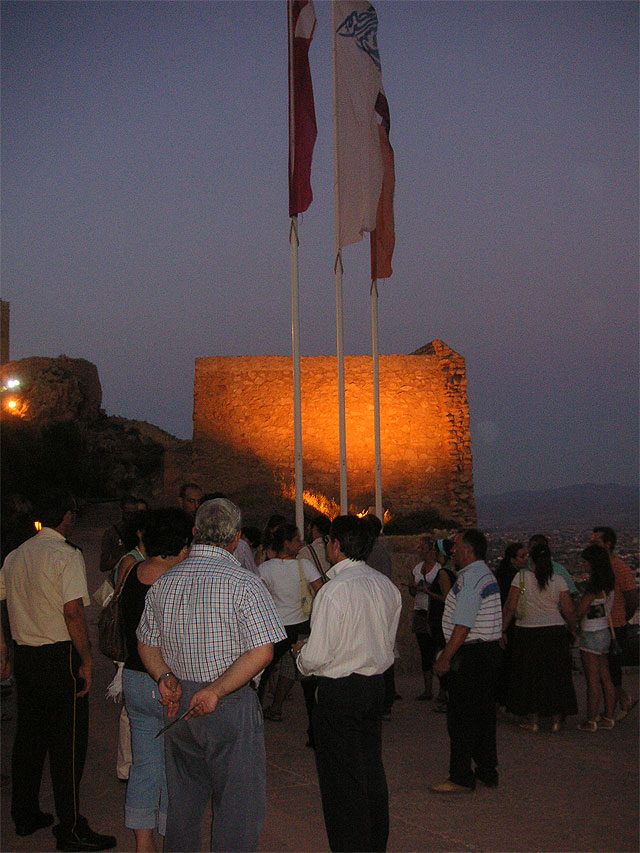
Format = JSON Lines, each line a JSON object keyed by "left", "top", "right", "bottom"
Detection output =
{"left": 579, "top": 628, "right": 611, "bottom": 655}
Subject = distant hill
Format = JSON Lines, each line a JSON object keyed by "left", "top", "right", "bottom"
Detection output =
{"left": 476, "top": 483, "right": 639, "bottom": 530}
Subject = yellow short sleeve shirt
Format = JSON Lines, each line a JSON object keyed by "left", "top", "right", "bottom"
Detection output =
{"left": 0, "top": 527, "right": 90, "bottom": 646}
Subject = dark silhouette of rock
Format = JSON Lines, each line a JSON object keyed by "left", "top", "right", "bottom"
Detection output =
{"left": 1, "top": 355, "right": 101, "bottom": 423}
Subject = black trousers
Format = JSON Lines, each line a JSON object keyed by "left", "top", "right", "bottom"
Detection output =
{"left": 257, "top": 619, "right": 310, "bottom": 703}
{"left": 446, "top": 641, "right": 501, "bottom": 789}
{"left": 313, "top": 673, "right": 388, "bottom": 852}
{"left": 11, "top": 641, "right": 88, "bottom": 831}
{"left": 609, "top": 626, "right": 627, "bottom": 687}
{"left": 382, "top": 663, "right": 396, "bottom": 713}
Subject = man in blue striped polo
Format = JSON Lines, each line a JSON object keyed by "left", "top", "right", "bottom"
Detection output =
{"left": 430, "top": 529, "right": 502, "bottom": 793}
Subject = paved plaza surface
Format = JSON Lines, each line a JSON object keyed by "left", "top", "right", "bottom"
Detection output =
{"left": 1, "top": 511, "right": 638, "bottom": 852}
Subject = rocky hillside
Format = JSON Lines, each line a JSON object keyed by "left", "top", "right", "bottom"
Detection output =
{"left": 1, "top": 355, "right": 190, "bottom": 504}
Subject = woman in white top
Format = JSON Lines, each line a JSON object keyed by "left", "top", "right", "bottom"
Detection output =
{"left": 408, "top": 536, "right": 454, "bottom": 704}
{"left": 502, "top": 542, "right": 577, "bottom": 733}
{"left": 575, "top": 544, "right": 616, "bottom": 731}
{"left": 258, "top": 522, "right": 323, "bottom": 722}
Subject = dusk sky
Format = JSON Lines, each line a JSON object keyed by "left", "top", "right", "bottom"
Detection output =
{"left": 2, "top": 0, "right": 638, "bottom": 497}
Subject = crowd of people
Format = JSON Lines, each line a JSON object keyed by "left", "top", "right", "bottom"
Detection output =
{"left": 0, "top": 482, "right": 637, "bottom": 852}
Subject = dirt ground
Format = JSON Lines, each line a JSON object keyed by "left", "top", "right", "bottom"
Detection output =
{"left": 1, "top": 506, "right": 638, "bottom": 852}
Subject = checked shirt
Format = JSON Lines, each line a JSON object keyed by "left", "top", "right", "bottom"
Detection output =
{"left": 137, "top": 543, "right": 286, "bottom": 682}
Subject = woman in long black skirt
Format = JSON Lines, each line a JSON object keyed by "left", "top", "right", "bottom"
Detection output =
{"left": 502, "top": 542, "right": 578, "bottom": 733}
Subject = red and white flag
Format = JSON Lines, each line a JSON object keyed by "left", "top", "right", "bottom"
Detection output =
{"left": 288, "top": 0, "right": 317, "bottom": 217}
{"left": 370, "top": 90, "right": 395, "bottom": 279}
{"left": 334, "top": 0, "right": 395, "bottom": 273}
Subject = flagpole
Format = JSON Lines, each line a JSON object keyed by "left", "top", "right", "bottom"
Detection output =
{"left": 290, "top": 217, "right": 305, "bottom": 536}
{"left": 288, "top": 0, "right": 304, "bottom": 536}
{"left": 332, "top": 0, "right": 348, "bottom": 514}
{"left": 370, "top": 276, "right": 383, "bottom": 523}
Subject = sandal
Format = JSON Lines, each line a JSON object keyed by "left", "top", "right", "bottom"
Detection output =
{"left": 577, "top": 720, "right": 598, "bottom": 732}
{"left": 598, "top": 716, "right": 614, "bottom": 730}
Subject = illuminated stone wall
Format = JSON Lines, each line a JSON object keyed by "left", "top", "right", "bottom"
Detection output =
{"left": 193, "top": 339, "right": 476, "bottom": 525}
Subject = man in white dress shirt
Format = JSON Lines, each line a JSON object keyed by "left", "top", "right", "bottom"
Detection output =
{"left": 295, "top": 515, "right": 401, "bottom": 852}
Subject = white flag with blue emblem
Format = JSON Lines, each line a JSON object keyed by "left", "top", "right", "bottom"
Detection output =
{"left": 334, "top": 1, "right": 385, "bottom": 248}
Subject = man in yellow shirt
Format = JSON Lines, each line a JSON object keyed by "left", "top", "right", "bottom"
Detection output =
{"left": 0, "top": 488, "right": 115, "bottom": 851}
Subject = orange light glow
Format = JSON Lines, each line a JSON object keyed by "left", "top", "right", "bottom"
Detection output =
{"left": 34, "top": 521, "right": 42, "bottom": 531}
{"left": 3, "top": 395, "right": 27, "bottom": 417}
{"left": 281, "top": 483, "right": 341, "bottom": 520}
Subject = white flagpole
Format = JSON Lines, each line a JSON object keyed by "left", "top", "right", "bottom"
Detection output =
{"left": 370, "top": 277, "right": 383, "bottom": 522}
{"left": 288, "top": 0, "right": 304, "bottom": 537}
{"left": 290, "top": 217, "right": 304, "bottom": 536}
{"left": 332, "top": 0, "right": 348, "bottom": 514}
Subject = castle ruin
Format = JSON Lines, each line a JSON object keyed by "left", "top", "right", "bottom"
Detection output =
{"left": 192, "top": 339, "right": 476, "bottom": 526}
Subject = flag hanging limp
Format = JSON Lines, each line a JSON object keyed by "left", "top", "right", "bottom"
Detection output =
{"left": 289, "top": 0, "right": 318, "bottom": 217}
{"left": 371, "top": 89, "right": 395, "bottom": 280}
{"left": 334, "top": 0, "right": 395, "bottom": 275}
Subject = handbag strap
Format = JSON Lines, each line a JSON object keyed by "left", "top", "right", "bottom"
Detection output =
{"left": 518, "top": 569, "right": 526, "bottom": 593}
{"left": 113, "top": 558, "right": 142, "bottom": 602}
{"left": 307, "top": 542, "right": 328, "bottom": 581}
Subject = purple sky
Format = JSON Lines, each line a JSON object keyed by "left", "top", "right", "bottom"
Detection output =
{"left": 2, "top": 1, "right": 638, "bottom": 497}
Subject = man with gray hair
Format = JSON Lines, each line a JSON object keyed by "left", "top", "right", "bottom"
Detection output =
{"left": 137, "top": 498, "right": 286, "bottom": 852}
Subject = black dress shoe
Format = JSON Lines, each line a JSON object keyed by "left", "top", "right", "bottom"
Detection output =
{"left": 14, "top": 811, "right": 54, "bottom": 836}
{"left": 53, "top": 820, "right": 116, "bottom": 852}
{"left": 475, "top": 773, "right": 499, "bottom": 788}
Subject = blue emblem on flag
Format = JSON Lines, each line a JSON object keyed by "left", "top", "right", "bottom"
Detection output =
{"left": 336, "top": 5, "right": 380, "bottom": 71}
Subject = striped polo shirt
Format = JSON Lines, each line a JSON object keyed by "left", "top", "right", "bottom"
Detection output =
{"left": 442, "top": 560, "right": 502, "bottom": 643}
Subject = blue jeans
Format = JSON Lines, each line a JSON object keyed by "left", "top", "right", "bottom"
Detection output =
{"left": 163, "top": 682, "right": 266, "bottom": 852}
{"left": 122, "top": 668, "right": 167, "bottom": 834}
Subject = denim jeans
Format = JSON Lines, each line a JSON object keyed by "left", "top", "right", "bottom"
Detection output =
{"left": 122, "top": 668, "right": 167, "bottom": 834}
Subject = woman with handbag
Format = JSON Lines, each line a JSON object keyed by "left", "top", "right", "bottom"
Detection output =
{"left": 575, "top": 544, "right": 616, "bottom": 732}
{"left": 257, "top": 522, "right": 323, "bottom": 723}
{"left": 120, "top": 508, "right": 191, "bottom": 852}
{"left": 502, "top": 542, "right": 577, "bottom": 733}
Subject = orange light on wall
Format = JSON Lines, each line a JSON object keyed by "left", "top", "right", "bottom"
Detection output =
{"left": 280, "top": 482, "right": 341, "bottom": 520}
{"left": 34, "top": 521, "right": 42, "bottom": 531}
{"left": 2, "top": 395, "right": 27, "bottom": 417}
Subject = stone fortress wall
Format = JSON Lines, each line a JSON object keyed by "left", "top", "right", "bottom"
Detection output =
{"left": 192, "top": 339, "right": 476, "bottom": 526}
